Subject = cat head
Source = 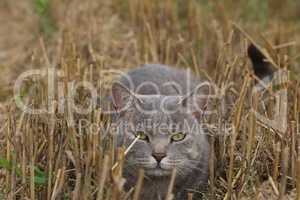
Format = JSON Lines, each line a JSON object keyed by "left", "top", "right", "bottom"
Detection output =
{"left": 111, "top": 82, "right": 209, "bottom": 178}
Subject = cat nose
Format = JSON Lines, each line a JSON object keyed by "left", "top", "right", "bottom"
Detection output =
{"left": 152, "top": 153, "right": 166, "bottom": 162}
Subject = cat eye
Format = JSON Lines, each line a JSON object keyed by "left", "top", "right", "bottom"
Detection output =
{"left": 135, "top": 131, "right": 149, "bottom": 141}
{"left": 171, "top": 132, "right": 186, "bottom": 142}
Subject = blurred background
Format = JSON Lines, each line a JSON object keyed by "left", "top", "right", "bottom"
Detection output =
{"left": 0, "top": 0, "right": 299, "bottom": 100}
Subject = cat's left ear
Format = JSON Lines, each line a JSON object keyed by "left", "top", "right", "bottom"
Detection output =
{"left": 111, "top": 82, "right": 141, "bottom": 112}
{"left": 180, "top": 82, "right": 211, "bottom": 119}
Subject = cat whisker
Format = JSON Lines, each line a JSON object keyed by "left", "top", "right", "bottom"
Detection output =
{"left": 175, "top": 167, "right": 186, "bottom": 177}
{"left": 167, "top": 160, "right": 183, "bottom": 163}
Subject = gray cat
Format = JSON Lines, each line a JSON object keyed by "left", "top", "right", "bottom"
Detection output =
{"left": 111, "top": 64, "right": 210, "bottom": 200}
{"left": 109, "top": 43, "right": 276, "bottom": 200}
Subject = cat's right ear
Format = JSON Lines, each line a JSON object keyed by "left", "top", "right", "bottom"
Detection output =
{"left": 247, "top": 43, "right": 274, "bottom": 80}
{"left": 111, "top": 82, "right": 133, "bottom": 112}
{"left": 180, "top": 81, "right": 211, "bottom": 120}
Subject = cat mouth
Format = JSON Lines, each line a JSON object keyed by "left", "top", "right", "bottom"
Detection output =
{"left": 144, "top": 166, "right": 172, "bottom": 177}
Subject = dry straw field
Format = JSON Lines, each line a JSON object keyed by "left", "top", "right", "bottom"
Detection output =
{"left": 0, "top": 0, "right": 300, "bottom": 199}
